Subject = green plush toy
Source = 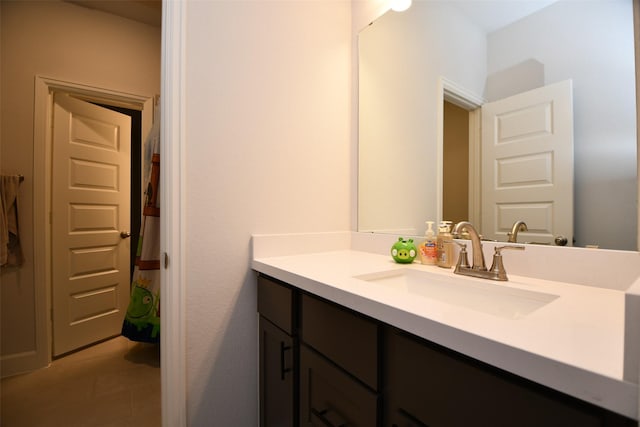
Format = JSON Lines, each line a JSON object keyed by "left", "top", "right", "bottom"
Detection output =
{"left": 125, "top": 278, "right": 160, "bottom": 339}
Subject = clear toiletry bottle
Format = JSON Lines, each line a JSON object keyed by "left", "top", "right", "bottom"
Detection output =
{"left": 419, "top": 221, "right": 437, "bottom": 265}
{"left": 437, "top": 221, "right": 454, "bottom": 268}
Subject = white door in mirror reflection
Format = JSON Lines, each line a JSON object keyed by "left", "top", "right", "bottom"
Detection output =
{"left": 481, "top": 80, "right": 573, "bottom": 245}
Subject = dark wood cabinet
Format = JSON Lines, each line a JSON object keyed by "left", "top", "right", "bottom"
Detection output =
{"left": 301, "top": 294, "right": 379, "bottom": 390}
{"left": 258, "top": 276, "right": 297, "bottom": 427}
{"left": 257, "top": 274, "right": 636, "bottom": 427}
{"left": 300, "top": 345, "right": 378, "bottom": 427}
{"left": 384, "top": 328, "right": 635, "bottom": 427}
{"left": 260, "top": 317, "right": 295, "bottom": 427}
{"left": 299, "top": 294, "right": 381, "bottom": 426}
{"left": 258, "top": 275, "right": 294, "bottom": 334}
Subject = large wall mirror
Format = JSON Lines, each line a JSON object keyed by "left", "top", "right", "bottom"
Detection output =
{"left": 358, "top": 0, "right": 638, "bottom": 250}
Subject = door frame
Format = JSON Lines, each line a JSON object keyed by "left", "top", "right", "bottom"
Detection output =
{"left": 161, "top": 1, "right": 187, "bottom": 426}
{"left": 437, "top": 77, "right": 484, "bottom": 226}
{"left": 33, "top": 76, "right": 154, "bottom": 366}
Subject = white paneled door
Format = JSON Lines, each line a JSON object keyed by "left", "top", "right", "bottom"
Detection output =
{"left": 481, "top": 80, "right": 574, "bottom": 245}
{"left": 52, "top": 94, "right": 131, "bottom": 356}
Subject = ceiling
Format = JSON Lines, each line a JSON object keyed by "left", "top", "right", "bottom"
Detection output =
{"left": 66, "top": 0, "right": 162, "bottom": 27}
{"left": 66, "top": 0, "right": 556, "bottom": 33}
{"left": 448, "top": 0, "right": 557, "bottom": 33}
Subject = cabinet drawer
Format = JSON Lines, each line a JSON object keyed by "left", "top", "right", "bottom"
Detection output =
{"left": 301, "top": 294, "right": 378, "bottom": 390}
{"left": 384, "top": 329, "right": 631, "bottom": 427}
{"left": 300, "top": 345, "right": 378, "bottom": 427}
{"left": 258, "top": 275, "right": 294, "bottom": 334}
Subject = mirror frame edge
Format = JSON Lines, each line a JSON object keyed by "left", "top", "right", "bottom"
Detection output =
{"left": 635, "top": 0, "right": 640, "bottom": 251}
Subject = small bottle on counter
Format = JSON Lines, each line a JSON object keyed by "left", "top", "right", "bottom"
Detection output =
{"left": 437, "top": 221, "right": 454, "bottom": 268}
{"left": 418, "top": 221, "right": 437, "bottom": 265}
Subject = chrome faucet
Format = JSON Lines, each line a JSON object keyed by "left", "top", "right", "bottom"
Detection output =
{"left": 452, "top": 221, "right": 486, "bottom": 271}
{"left": 507, "top": 220, "right": 528, "bottom": 243}
{"left": 452, "top": 221, "right": 525, "bottom": 281}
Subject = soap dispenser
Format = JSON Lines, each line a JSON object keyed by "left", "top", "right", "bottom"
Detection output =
{"left": 419, "top": 221, "right": 437, "bottom": 265}
{"left": 437, "top": 221, "right": 454, "bottom": 268}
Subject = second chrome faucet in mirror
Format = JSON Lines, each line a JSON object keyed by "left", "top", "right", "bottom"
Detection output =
{"left": 507, "top": 220, "right": 528, "bottom": 243}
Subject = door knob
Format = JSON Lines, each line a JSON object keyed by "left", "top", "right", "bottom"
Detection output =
{"left": 120, "top": 231, "right": 132, "bottom": 239}
{"left": 554, "top": 235, "right": 568, "bottom": 246}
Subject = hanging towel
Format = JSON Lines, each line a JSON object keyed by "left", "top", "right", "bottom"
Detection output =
{"left": 1, "top": 175, "right": 24, "bottom": 268}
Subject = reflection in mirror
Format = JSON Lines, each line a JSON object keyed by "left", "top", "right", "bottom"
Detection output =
{"left": 358, "top": 0, "right": 637, "bottom": 250}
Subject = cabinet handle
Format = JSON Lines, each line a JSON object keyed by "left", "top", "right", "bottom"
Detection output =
{"left": 310, "top": 407, "right": 348, "bottom": 427}
{"left": 280, "top": 342, "right": 292, "bottom": 380}
{"left": 397, "top": 408, "right": 429, "bottom": 427}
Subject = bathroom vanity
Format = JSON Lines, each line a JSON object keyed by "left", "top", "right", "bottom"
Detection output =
{"left": 253, "top": 232, "right": 640, "bottom": 427}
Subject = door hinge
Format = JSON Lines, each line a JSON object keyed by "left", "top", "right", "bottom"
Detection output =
{"left": 163, "top": 252, "right": 169, "bottom": 269}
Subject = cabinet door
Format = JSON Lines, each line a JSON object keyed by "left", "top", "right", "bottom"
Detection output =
{"left": 384, "top": 329, "right": 628, "bottom": 427}
{"left": 300, "top": 345, "right": 378, "bottom": 427}
{"left": 260, "top": 316, "right": 295, "bottom": 427}
{"left": 301, "top": 294, "right": 378, "bottom": 390}
{"left": 258, "top": 275, "right": 294, "bottom": 334}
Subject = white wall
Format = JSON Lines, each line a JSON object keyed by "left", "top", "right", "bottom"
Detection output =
{"left": 183, "top": 1, "right": 351, "bottom": 424}
{"left": 0, "top": 1, "right": 160, "bottom": 374}
{"left": 487, "top": 0, "right": 637, "bottom": 250}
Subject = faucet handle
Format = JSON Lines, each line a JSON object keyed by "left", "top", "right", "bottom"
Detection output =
{"left": 453, "top": 241, "right": 471, "bottom": 272}
{"left": 494, "top": 245, "right": 525, "bottom": 254}
{"left": 489, "top": 245, "right": 525, "bottom": 281}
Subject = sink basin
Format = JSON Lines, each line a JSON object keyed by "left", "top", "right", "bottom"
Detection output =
{"left": 353, "top": 268, "right": 559, "bottom": 319}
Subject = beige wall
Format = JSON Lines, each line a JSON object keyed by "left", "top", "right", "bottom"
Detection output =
{"left": 0, "top": 0, "right": 160, "bottom": 372}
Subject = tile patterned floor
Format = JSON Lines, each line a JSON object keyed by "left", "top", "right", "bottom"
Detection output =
{"left": 1, "top": 336, "right": 160, "bottom": 427}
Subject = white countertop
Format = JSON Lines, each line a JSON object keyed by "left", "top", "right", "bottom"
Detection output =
{"left": 252, "top": 244, "right": 639, "bottom": 419}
